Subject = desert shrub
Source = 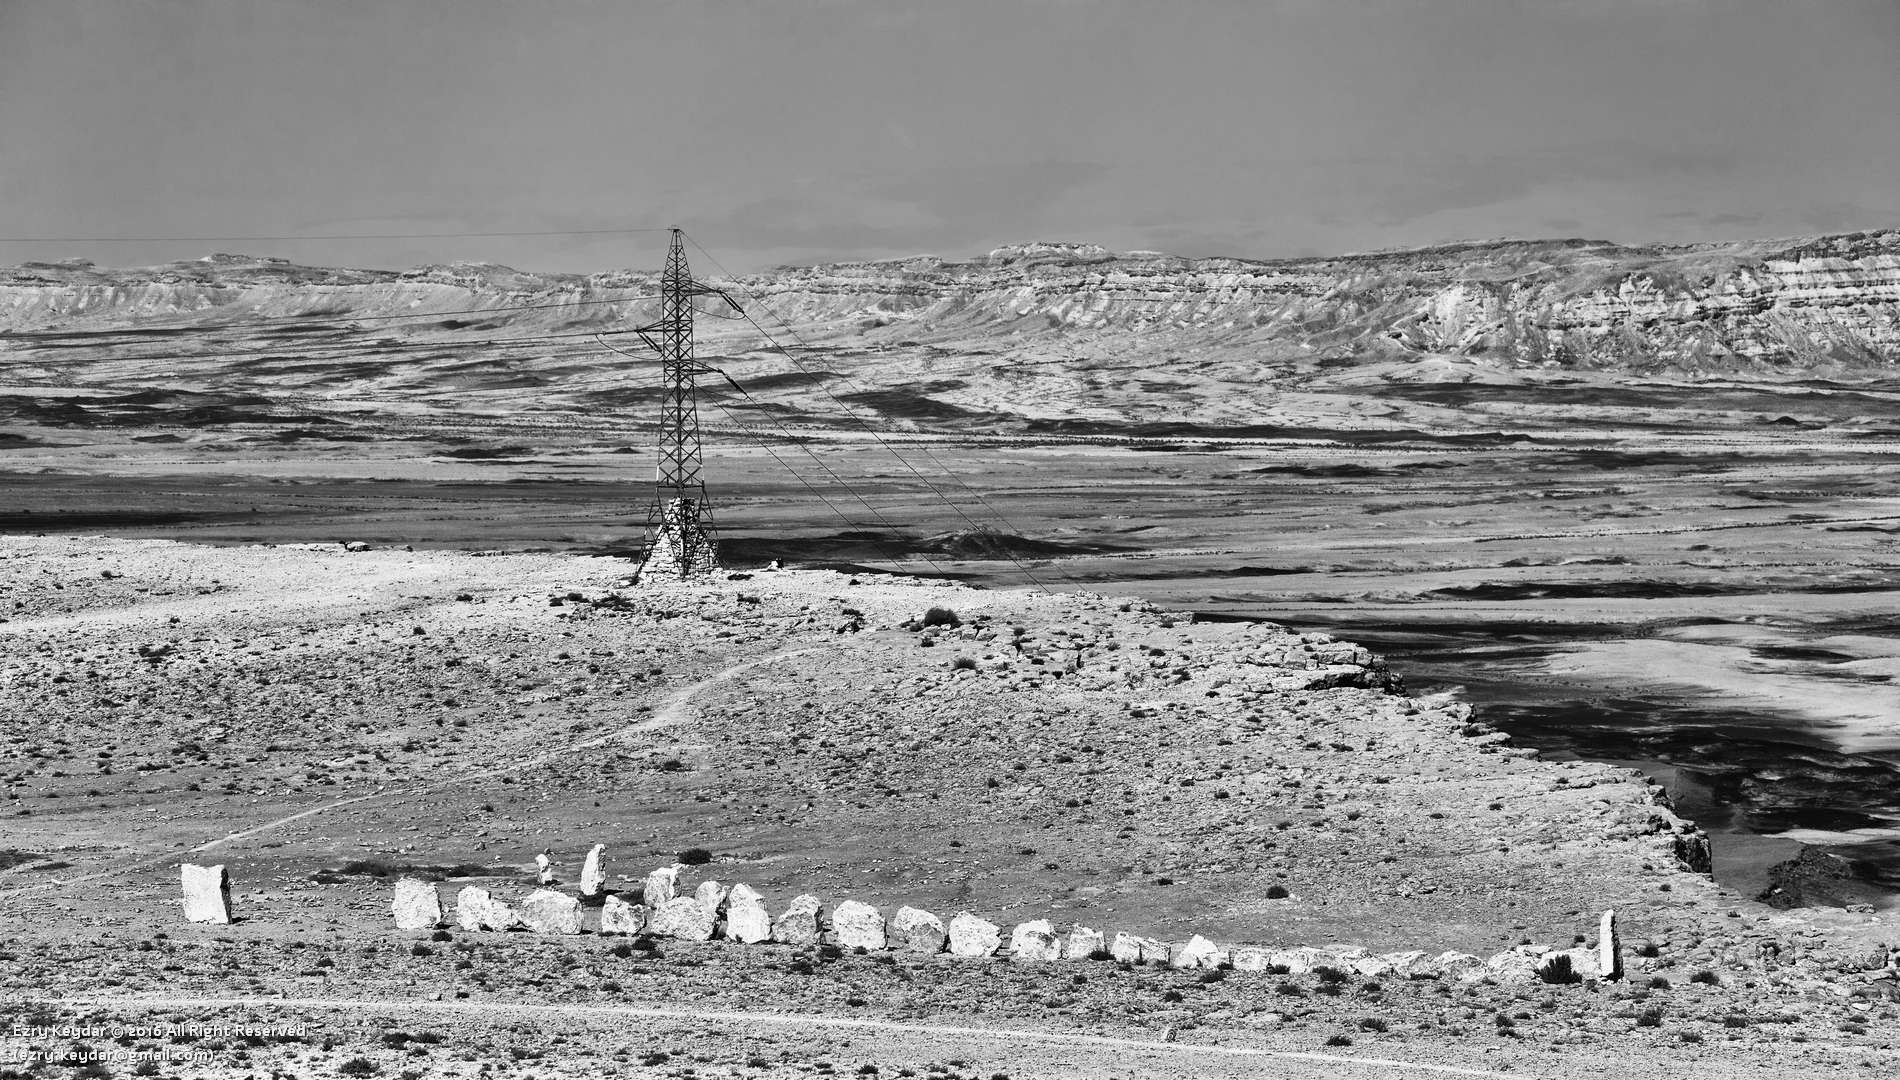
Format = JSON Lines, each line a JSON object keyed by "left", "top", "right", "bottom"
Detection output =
{"left": 1160, "top": 990, "right": 1184, "bottom": 1003}
{"left": 921, "top": 607, "right": 960, "bottom": 628}
{"left": 609, "top": 943, "right": 632, "bottom": 958}
{"left": 1648, "top": 976, "right": 1671, "bottom": 990}
{"left": 1635, "top": 942, "right": 1661, "bottom": 958}
{"left": 1636, "top": 1009, "right": 1663, "bottom": 1028}
{"left": 950, "top": 656, "right": 977, "bottom": 671}
{"left": 338, "top": 1059, "right": 380, "bottom": 1077}
{"left": 1359, "top": 1017, "right": 1388, "bottom": 1032}
{"left": 1265, "top": 884, "right": 1289, "bottom": 899}
{"left": 409, "top": 943, "right": 433, "bottom": 957}
{"left": 677, "top": 847, "right": 712, "bottom": 865}
{"left": 1314, "top": 966, "right": 1348, "bottom": 985}
{"left": 1536, "top": 954, "right": 1581, "bottom": 985}
{"left": 1722, "top": 1015, "right": 1750, "bottom": 1028}
{"left": 1087, "top": 949, "right": 1113, "bottom": 962}
{"left": 1679, "top": 1032, "right": 1703, "bottom": 1044}
{"left": 1324, "top": 1035, "right": 1352, "bottom": 1047}
{"left": 1689, "top": 970, "right": 1720, "bottom": 986}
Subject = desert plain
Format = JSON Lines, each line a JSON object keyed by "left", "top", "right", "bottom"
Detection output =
{"left": 2, "top": 236, "right": 1899, "bottom": 1076}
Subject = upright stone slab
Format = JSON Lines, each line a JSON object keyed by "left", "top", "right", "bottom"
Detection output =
{"left": 1266, "top": 946, "right": 1329, "bottom": 974}
{"left": 535, "top": 852, "right": 555, "bottom": 885}
{"left": 890, "top": 906, "right": 947, "bottom": 954}
{"left": 947, "top": 913, "right": 1001, "bottom": 958}
{"left": 1062, "top": 925, "right": 1105, "bottom": 961}
{"left": 643, "top": 865, "right": 682, "bottom": 908}
{"left": 519, "top": 889, "right": 583, "bottom": 935}
{"left": 724, "top": 885, "right": 772, "bottom": 944}
{"left": 650, "top": 896, "right": 715, "bottom": 941}
{"left": 1140, "top": 938, "right": 1174, "bottom": 965}
{"left": 1009, "top": 919, "right": 1062, "bottom": 961}
{"left": 832, "top": 900, "right": 886, "bottom": 951}
{"left": 1598, "top": 909, "right": 1622, "bottom": 980}
{"left": 600, "top": 895, "right": 645, "bottom": 935}
{"left": 579, "top": 845, "right": 607, "bottom": 897}
{"left": 391, "top": 877, "right": 442, "bottom": 930}
{"left": 771, "top": 894, "right": 823, "bottom": 946}
{"left": 1172, "top": 935, "right": 1222, "bottom": 969}
{"left": 180, "top": 863, "right": 232, "bottom": 924}
{"left": 695, "top": 879, "right": 728, "bottom": 916}
{"left": 455, "top": 886, "right": 519, "bottom": 932}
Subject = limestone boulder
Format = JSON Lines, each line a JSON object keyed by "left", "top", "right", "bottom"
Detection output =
{"left": 579, "top": 845, "right": 607, "bottom": 897}
{"left": 1480, "top": 946, "right": 1550, "bottom": 984}
{"left": 695, "top": 880, "right": 728, "bottom": 916}
{"left": 391, "top": 877, "right": 441, "bottom": 930}
{"left": 180, "top": 863, "right": 232, "bottom": 924}
{"left": 518, "top": 889, "right": 582, "bottom": 935}
{"left": 600, "top": 895, "right": 645, "bottom": 935}
{"left": 1537, "top": 947, "right": 1600, "bottom": 983}
{"left": 832, "top": 900, "right": 887, "bottom": 951}
{"left": 890, "top": 906, "right": 947, "bottom": 954}
{"left": 947, "top": 913, "right": 1001, "bottom": 958}
{"left": 650, "top": 896, "right": 716, "bottom": 941}
{"left": 1141, "top": 938, "right": 1174, "bottom": 965}
{"left": 1009, "top": 919, "right": 1061, "bottom": 961}
{"left": 1172, "top": 935, "right": 1223, "bottom": 970}
{"left": 1266, "top": 946, "right": 1330, "bottom": 974}
{"left": 455, "top": 886, "right": 519, "bottom": 932}
{"left": 1230, "top": 947, "right": 1271, "bottom": 972}
{"left": 1109, "top": 932, "right": 1150, "bottom": 963}
{"left": 1429, "top": 951, "right": 1486, "bottom": 980}
{"left": 724, "top": 887, "right": 773, "bottom": 944}
{"left": 1379, "top": 950, "right": 1429, "bottom": 978}
{"left": 642, "top": 865, "right": 683, "bottom": 908}
{"left": 1062, "top": 925, "right": 1105, "bottom": 961}
{"left": 771, "top": 894, "right": 823, "bottom": 946}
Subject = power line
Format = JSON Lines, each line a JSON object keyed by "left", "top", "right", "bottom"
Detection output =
{"left": 685, "top": 233, "right": 1064, "bottom": 593}
{"left": 0, "top": 227, "right": 676, "bottom": 243}
{"left": 596, "top": 336, "right": 947, "bottom": 578}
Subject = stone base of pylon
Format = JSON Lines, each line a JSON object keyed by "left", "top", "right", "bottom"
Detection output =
{"left": 638, "top": 497, "right": 719, "bottom": 580}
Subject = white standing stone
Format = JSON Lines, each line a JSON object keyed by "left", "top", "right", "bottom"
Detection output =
{"left": 600, "top": 895, "right": 645, "bottom": 935}
{"left": 455, "top": 886, "right": 519, "bottom": 932}
{"left": 643, "top": 865, "right": 683, "bottom": 908}
{"left": 579, "top": 845, "right": 607, "bottom": 897}
{"left": 391, "top": 877, "right": 442, "bottom": 930}
{"left": 832, "top": 900, "right": 887, "bottom": 951}
{"left": 1010, "top": 919, "right": 1062, "bottom": 961}
{"left": 1266, "top": 946, "right": 1329, "bottom": 974}
{"left": 518, "top": 889, "right": 583, "bottom": 935}
{"left": 535, "top": 852, "right": 555, "bottom": 885}
{"left": 1598, "top": 909, "right": 1622, "bottom": 980}
{"left": 724, "top": 887, "right": 773, "bottom": 944}
{"left": 1379, "top": 950, "right": 1428, "bottom": 978}
{"left": 1141, "top": 938, "right": 1174, "bottom": 965}
{"left": 650, "top": 895, "right": 715, "bottom": 941}
{"left": 1172, "top": 935, "right": 1222, "bottom": 969}
{"left": 1062, "top": 925, "right": 1105, "bottom": 961}
{"left": 695, "top": 879, "right": 728, "bottom": 916}
{"left": 180, "top": 863, "right": 231, "bottom": 924}
{"left": 947, "top": 913, "right": 1002, "bottom": 958}
{"left": 771, "top": 894, "right": 823, "bottom": 946}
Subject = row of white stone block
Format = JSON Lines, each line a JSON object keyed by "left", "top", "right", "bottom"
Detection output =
{"left": 390, "top": 873, "right": 1623, "bottom": 983}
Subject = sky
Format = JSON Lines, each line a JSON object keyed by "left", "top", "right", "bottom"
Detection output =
{"left": 1, "top": 0, "right": 1896, "bottom": 274}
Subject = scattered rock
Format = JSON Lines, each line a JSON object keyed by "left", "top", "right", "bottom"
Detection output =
{"left": 771, "top": 894, "right": 823, "bottom": 946}
{"left": 391, "top": 877, "right": 441, "bottom": 930}
{"left": 517, "top": 889, "right": 582, "bottom": 935}
{"left": 948, "top": 913, "right": 1002, "bottom": 957}
{"left": 650, "top": 896, "right": 716, "bottom": 941}
{"left": 695, "top": 879, "right": 728, "bottom": 916}
{"left": 1009, "top": 919, "right": 1062, "bottom": 961}
{"left": 180, "top": 863, "right": 231, "bottom": 924}
{"left": 832, "top": 900, "right": 887, "bottom": 951}
{"left": 890, "top": 906, "right": 947, "bottom": 954}
{"left": 1230, "top": 947, "right": 1271, "bottom": 972}
{"left": 599, "top": 895, "right": 645, "bottom": 935}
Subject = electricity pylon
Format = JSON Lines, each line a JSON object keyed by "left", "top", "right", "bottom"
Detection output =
{"left": 632, "top": 228, "right": 740, "bottom": 580}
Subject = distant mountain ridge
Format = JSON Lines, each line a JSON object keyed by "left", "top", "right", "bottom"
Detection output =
{"left": 5, "top": 229, "right": 1900, "bottom": 380}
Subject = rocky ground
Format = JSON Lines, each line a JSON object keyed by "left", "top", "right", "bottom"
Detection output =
{"left": 0, "top": 536, "right": 1895, "bottom": 1078}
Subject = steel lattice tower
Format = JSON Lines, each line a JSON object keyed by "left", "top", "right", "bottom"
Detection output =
{"left": 633, "top": 228, "right": 737, "bottom": 580}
